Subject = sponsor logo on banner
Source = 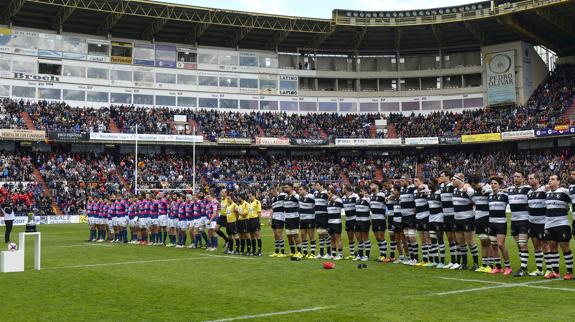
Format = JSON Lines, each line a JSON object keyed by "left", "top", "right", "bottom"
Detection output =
{"left": 134, "top": 59, "right": 155, "bottom": 66}
{"left": 112, "top": 56, "right": 132, "bottom": 64}
{"left": 48, "top": 215, "right": 80, "bottom": 224}
{"left": 486, "top": 50, "right": 517, "bottom": 105}
{"left": 404, "top": 137, "right": 439, "bottom": 145}
{"left": 38, "top": 49, "right": 62, "bottom": 58}
{"left": 0, "top": 129, "right": 46, "bottom": 140}
{"left": 0, "top": 215, "right": 80, "bottom": 226}
{"left": 216, "top": 137, "right": 252, "bottom": 145}
{"left": 289, "top": 138, "right": 329, "bottom": 146}
{"left": 0, "top": 216, "right": 28, "bottom": 226}
{"left": 535, "top": 127, "right": 575, "bottom": 137}
{"left": 90, "top": 132, "right": 203, "bottom": 143}
{"left": 255, "top": 137, "right": 290, "bottom": 146}
{"left": 439, "top": 137, "right": 462, "bottom": 144}
{"left": 335, "top": 138, "right": 402, "bottom": 146}
{"left": 79, "top": 215, "right": 88, "bottom": 224}
{"left": 48, "top": 131, "right": 89, "bottom": 141}
{"left": 501, "top": 130, "right": 535, "bottom": 140}
{"left": 461, "top": 133, "right": 502, "bottom": 143}
{"left": 177, "top": 62, "right": 197, "bottom": 70}
{"left": 13, "top": 72, "right": 60, "bottom": 82}
{"left": 554, "top": 124, "right": 569, "bottom": 131}
{"left": 87, "top": 55, "right": 110, "bottom": 63}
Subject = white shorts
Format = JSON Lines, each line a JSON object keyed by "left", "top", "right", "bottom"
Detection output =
{"left": 129, "top": 217, "right": 138, "bottom": 228}
{"left": 150, "top": 218, "right": 159, "bottom": 226}
{"left": 159, "top": 215, "right": 168, "bottom": 227}
{"left": 111, "top": 217, "right": 118, "bottom": 226}
{"left": 138, "top": 218, "right": 149, "bottom": 229}
{"left": 168, "top": 218, "right": 178, "bottom": 228}
{"left": 107, "top": 219, "right": 113, "bottom": 228}
{"left": 118, "top": 216, "right": 129, "bottom": 228}
{"left": 178, "top": 220, "right": 188, "bottom": 230}
{"left": 193, "top": 217, "right": 207, "bottom": 229}
{"left": 88, "top": 217, "right": 95, "bottom": 225}
{"left": 97, "top": 218, "right": 105, "bottom": 225}
{"left": 208, "top": 220, "right": 217, "bottom": 230}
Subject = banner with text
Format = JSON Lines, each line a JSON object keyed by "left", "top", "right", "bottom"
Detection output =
{"left": 0, "top": 129, "right": 46, "bottom": 140}
{"left": 90, "top": 132, "right": 203, "bottom": 143}
{"left": 461, "top": 133, "right": 502, "bottom": 143}
{"left": 335, "top": 138, "right": 402, "bottom": 146}
{"left": 404, "top": 137, "right": 439, "bottom": 145}
{"left": 48, "top": 131, "right": 89, "bottom": 141}
{"left": 486, "top": 50, "right": 517, "bottom": 105}
{"left": 216, "top": 137, "right": 252, "bottom": 145}
{"left": 501, "top": 130, "right": 535, "bottom": 140}
{"left": 535, "top": 127, "right": 575, "bottom": 137}
{"left": 290, "top": 138, "right": 329, "bottom": 146}
{"left": 255, "top": 137, "right": 290, "bottom": 146}
{"left": 439, "top": 137, "right": 462, "bottom": 144}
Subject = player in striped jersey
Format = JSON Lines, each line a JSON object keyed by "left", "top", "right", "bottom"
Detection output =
{"left": 149, "top": 194, "right": 160, "bottom": 246}
{"left": 353, "top": 186, "right": 371, "bottom": 262}
{"left": 452, "top": 173, "right": 479, "bottom": 271}
{"left": 314, "top": 182, "right": 329, "bottom": 259}
{"left": 270, "top": 187, "right": 287, "bottom": 257}
{"left": 166, "top": 195, "right": 179, "bottom": 247}
{"left": 158, "top": 193, "right": 169, "bottom": 245}
{"left": 507, "top": 171, "right": 532, "bottom": 277}
{"left": 342, "top": 185, "right": 359, "bottom": 259}
{"left": 206, "top": 193, "right": 219, "bottom": 251}
{"left": 298, "top": 185, "right": 316, "bottom": 258}
{"left": 543, "top": 174, "right": 573, "bottom": 280}
{"left": 527, "top": 173, "right": 546, "bottom": 276}
{"left": 86, "top": 197, "right": 96, "bottom": 242}
{"left": 414, "top": 177, "right": 431, "bottom": 266}
{"left": 438, "top": 171, "right": 458, "bottom": 269}
{"left": 469, "top": 175, "right": 493, "bottom": 272}
{"left": 327, "top": 187, "right": 344, "bottom": 260}
{"left": 370, "top": 181, "right": 388, "bottom": 262}
{"left": 176, "top": 195, "right": 188, "bottom": 248}
{"left": 427, "top": 180, "right": 445, "bottom": 267}
{"left": 400, "top": 176, "right": 418, "bottom": 265}
{"left": 384, "top": 182, "right": 397, "bottom": 263}
{"left": 569, "top": 170, "right": 575, "bottom": 240}
{"left": 488, "top": 176, "right": 512, "bottom": 275}
{"left": 388, "top": 185, "right": 405, "bottom": 263}
{"left": 283, "top": 183, "right": 303, "bottom": 259}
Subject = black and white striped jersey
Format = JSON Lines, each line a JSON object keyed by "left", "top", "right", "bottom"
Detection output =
{"left": 314, "top": 190, "right": 328, "bottom": 215}
{"left": 327, "top": 198, "right": 344, "bottom": 224}
{"left": 569, "top": 184, "right": 575, "bottom": 213}
{"left": 527, "top": 187, "right": 546, "bottom": 225}
{"left": 545, "top": 187, "right": 571, "bottom": 229}
{"left": 453, "top": 186, "right": 475, "bottom": 220}
{"left": 414, "top": 190, "right": 430, "bottom": 220}
{"left": 507, "top": 185, "right": 531, "bottom": 222}
{"left": 440, "top": 182, "right": 455, "bottom": 217}
{"left": 400, "top": 185, "right": 416, "bottom": 217}
{"left": 271, "top": 192, "right": 286, "bottom": 221}
{"left": 370, "top": 192, "right": 386, "bottom": 220}
{"left": 488, "top": 191, "right": 508, "bottom": 224}
{"left": 298, "top": 193, "right": 315, "bottom": 221}
{"left": 283, "top": 193, "right": 300, "bottom": 219}
{"left": 342, "top": 193, "right": 358, "bottom": 221}
{"left": 472, "top": 184, "right": 491, "bottom": 220}
{"left": 355, "top": 196, "right": 371, "bottom": 222}
{"left": 428, "top": 190, "right": 443, "bottom": 223}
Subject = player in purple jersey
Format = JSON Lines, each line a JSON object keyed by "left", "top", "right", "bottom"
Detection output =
{"left": 184, "top": 195, "right": 194, "bottom": 248}
{"left": 166, "top": 195, "right": 179, "bottom": 247}
{"left": 158, "top": 193, "right": 169, "bottom": 245}
{"left": 149, "top": 194, "right": 161, "bottom": 246}
{"left": 86, "top": 197, "right": 96, "bottom": 242}
{"left": 138, "top": 194, "right": 149, "bottom": 245}
{"left": 128, "top": 197, "right": 138, "bottom": 243}
{"left": 176, "top": 195, "right": 189, "bottom": 248}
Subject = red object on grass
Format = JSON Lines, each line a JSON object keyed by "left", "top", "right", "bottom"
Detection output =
{"left": 323, "top": 262, "right": 335, "bottom": 269}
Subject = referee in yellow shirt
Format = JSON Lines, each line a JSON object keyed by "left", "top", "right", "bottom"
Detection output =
{"left": 225, "top": 193, "right": 240, "bottom": 255}
{"left": 216, "top": 189, "right": 230, "bottom": 250}
{"left": 247, "top": 191, "right": 263, "bottom": 256}
{"left": 236, "top": 194, "right": 251, "bottom": 255}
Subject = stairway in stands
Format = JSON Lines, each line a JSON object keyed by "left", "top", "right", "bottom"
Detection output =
{"left": 386, "top": 123, "right": 398, "bottom": 138}
{"left": 560, "top": 100, "right": 575, "bottom": 125}
{"left": 21, "top": 112, "right": 36, "bottom": 130}
{"left": 33, "top": 168, "right": 63, "bottom": 215}
{"left": 108, "top": 117, "right": 121, "bottom": 133}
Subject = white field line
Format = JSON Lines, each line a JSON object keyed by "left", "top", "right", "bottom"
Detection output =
{"left": 57, "top": 244, "right": 114, "bottom": 248}
{"left": 202, "top": 307, "right": 329, "bottom": 322}
{"left": 434, "top": 277, "right": 571, "bottom": 296}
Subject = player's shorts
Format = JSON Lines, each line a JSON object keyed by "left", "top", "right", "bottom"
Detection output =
{"left": 528, "top": 223, "right": 544, "bottom": 240}
{"left": 226, "top": 222, "right": 238, "bottom": 235}
{"left": 194, "top": 217, "right": 207, "bottom": 230}
{"left": 107, "top": 219, "right": 113, "bottom": 228}
{"left": 455, "top": 218, "right": 475, "bottom": 232}
{"left": 345, "top": 219, "right": 356, "bottom": 231}
{"left": 138, "top": 218, "right": 147, "bottom": 228}
{"left": 544, "top": 225, "right": 572, "bottom": 242}
{"left": 371, "top": 219, "right": 386, "bottom": 232}
{"left": 429, "top": 221, "right": 443, "bottom": 233}
{"left": 315, "top": 215, "right": 328, "bottom": 230}
{"left": 511, "top": 220, "right": 529, "bottom": 236}
{"left": 271, "top": 219, "right": 285, "bottom": 229}
{"left": 402, "top": 215, "right": 416, "bottom": 230}
{"left": 328, "top": 223, "right": 342, "bottom": 235}
{"left": 216, "top": 216, "right": 227, "bottom": 227}
{"left": 111, "top": 217, "right": 118, "bottom": 226}
{"left": 88, "top": 217, "right": 95, "bottom": 225}
{"left": 285, "top": 217, "right": 300, "bottom": 233}
{"left": 208, "top": 220, "right": 217, "bottom": 230}
{"left": 300, "top": 219, "right": 315, "bottom": 230}
{"left": 489, "top": 222, "right": 507, "bottom": 236}
{"left": 248, "top": 218, "right": 261, "bottom": 232}
{"left": 474, "top": 216, "right": 489, "bottom": 235}
{"left": 150, "top": 218, "right": 159, "bottom": 226}
{"left": 416, "top": 217, "right": 430, "bottom": 231}
{"left": 177, "top": 219, "right": 188, "bottom": 230}
{"left": 168, "top": 218, "right": 178, "bottom": 228}
{"left": 443, "top": 216, "right": 456, "bottom": 232}
{"left": 391, "top": 220, "right": 403, "bottom": 232}
{"left": 159, "top": 215, "right": 168, "bottom": 227}
{"left": 118, "top": 216, "right": 128, "bottom": 228}
{"left": 355, "top": 220, "right": 371, "bottom": 233}
{"left": 237, "top": 220, "right": 249, "bottom": 234}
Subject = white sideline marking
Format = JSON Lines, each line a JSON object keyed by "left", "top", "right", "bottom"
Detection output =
{"left": 435, "top": 277, "right": 574, "bottom": 296}
{"left": 203, "top": 307, "right": 329, "bottom": 322}
{"left": 58, "top": 244, "right": 114, "bottom": 248}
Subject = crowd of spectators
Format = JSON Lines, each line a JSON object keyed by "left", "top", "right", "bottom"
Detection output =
{"left": 0, "top": 98, "right": 27, "bottom": 129}
{"left": 26, "top": 101, "right": 109, "bottom": 133}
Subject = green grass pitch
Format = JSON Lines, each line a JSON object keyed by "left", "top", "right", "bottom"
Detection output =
{"left": 1, "top": 224, "right": 574, "bottom": 322}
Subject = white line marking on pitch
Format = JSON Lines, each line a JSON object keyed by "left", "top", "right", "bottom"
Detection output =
{"left": 434, "top": 277, "right": 573, "bottom": 296}
{"left": 202, "top": 307, "right": 329, "bottom": 322}
{"left": 58, "top": 244, "right": 114, "bottom": 248}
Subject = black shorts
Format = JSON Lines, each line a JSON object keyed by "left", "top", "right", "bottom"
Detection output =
{"left": 455, "top": 218, "right": 475, "bottom": 232}
{"left": 271, "top": 219, "right": 285, "bottom": 229}
{"left": 300, "top": 219, "right": 315, "bottom": 230}
{"left": 475, "top": 216, "right": 489, "bottom": 235}
{"left": 429, "top": 222, "right": 443, "bottom": 234}
{"left": 387, "top": 217, "right": 395, "bottom": 230}
{"left": 416, "top": 217, "right": 430, "bottom": 231}
{"left": 391, "top": 220, "right": 403, "bottom": 232}
{"left": 402, "top": 215, "right": 416, "bottom": 230}
{"left": 216, "top": 216, "right": 227, "bottom": 227}
{"left": 315, "top": 214, "right": 328, "bottom": 229}
{"left": 328, "top": 223, "right": 342, "bottom": 235}
{"left": 237, "top": 220, "right": 248, "bottom": 234}
{"left": 544, "top": 225, "right": 572, "bottom": 242}
{"left": 489, "top": 222, "right": 507, "bottom": 236}
{"left": 511, "top": 220, "right": 529, "bottom": 236}
{"left": 443, "top": 216, "right": 456, "bottom": 232}
{"left": 226, "top": 222, "right": 237, "bottom": 235}
{"left": 285, "top": 217, "right": 299, "bottom": 231}
{"left": 355, "top": 220, "right": 371, "bottom": 233}
{"left": 528, "top": 223, "right": 544, "bottom": 240}
{"left": 371, "top": 219, "right": 386, "bottom": 232}
{"left": 248, "top": 218, "right": 260, "bottom": 232}
{"left": 345, "top": 219, "right": 355, "bottom": 231}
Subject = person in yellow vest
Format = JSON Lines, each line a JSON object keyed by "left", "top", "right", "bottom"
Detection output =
{"left": 216, "top": 189, "right": 230, "bottom": 250}
{"left": 225, "top": 193, "right": 240, "bottom": 255}
{"left": 247, "top": 190, "right": 262, "bottom": 256}
{"left": 236, "top": 193, "right": 251, "bottom": 255}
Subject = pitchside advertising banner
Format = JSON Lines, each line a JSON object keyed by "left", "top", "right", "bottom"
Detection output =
{"left": 486, "top": 50, "right": 517, "bottom": 105}
{"left": 290, "top": 138, "right": 329, "bottom": 146}
{"left": 461, "top": 133, "right": 502, "bottom": 143}
{"left": 335, "top": 138, "right": 402, "bottom": 146}
{"left": 255, "top": 137, "right": 290, "bottom": 146}
{"left": 90, "top": 132, "right": 204, "bottom": 143}
{"left": 501, "top": 130, "right": 535, "bottom": 140}
{"left": 439, "top": 137, "right": 462, "bottom": 144}
{"left": 0, "top": 215, "right": 80, "bottom": 226}
{"left": 48, "top": 131, "right": 89, "bottom": 141}
{"left": 403, "top": 137, "right": 439, "bottom": 145}
{"left": 0, "top": 129, "right": 45, "bottom": 140}
{"left": 216, "top": 137, "right": 252, "bottom": 145}
{"left": 535, "top": 126, "right": 575, "bottom": 137}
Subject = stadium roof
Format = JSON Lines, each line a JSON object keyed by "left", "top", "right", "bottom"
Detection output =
{"left": 1, "top": 0, "right": 574, "bottom": 54}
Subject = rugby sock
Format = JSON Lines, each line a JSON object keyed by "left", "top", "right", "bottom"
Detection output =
{"left": 257, "top": 239, "right": 262, "bottom": 253}
{"left": 460, "top": 245, "right": 468, "bottom": 266}
{"left": 358, "top": 241, "right": 364, "bottom": 258}
{"left": 253, "top": 238, "right": 258, "bottom": 254}
{"left": 504, "top": 260, "right": 510, "bottom": 269}
{"left": 235, "top": 239, "right": 240, "bottom": 252}
{"left": 338, "top": 248, "right": 343, "bottom": 257}
{"left": 182, "top": 234, "right": 186, "bottom": 245}
{"left": 274, "top": 240, "right": 280, "bottom": 253}
{"left": 319, "top": 238, "right": 325, "bottom": 256}
{"left": 331, "top": 247, "right": 336, "bottom": 257}
{"left": 297, "top": 244, "right": 302, "bottom": 253}
{"left": 535, "top": 251, "right": 544, "bottom": 271}
{"left": 439, "top": 243, "right": 446, "bottom": 263}
{"left": 326, "top": 239, "right": 332, "bottom": 253}
{"left": 520, "top": 250, "right": 529, "bottom": 270}
{"left": 310, "top": 240, "right": 316, "bottom": 255}
{"left": 564, "top": 251, "right": 573, "bottom": 274}
{"left": 349, "top": 240, "right": 355, "bottom": 257}
{"left": 470, "top": 244, "right": 479, "bottom": 265}
{"left": 163, "top": 232, "right": 167, "bottom": 244}
{"left": 390, "top": 240, "right": 396, "bottom": 258}
{"left": 449, "top": 242, "right": 457, "bottom": 264}
{"left": 551, "top": 252, "right": 560, "bottom": 273}
{"left": 245, "top": 239, "right": 250, "bottom": 254}
{"left": 211, "top": 236, "right": 218, "bottom": 248}
{"left": 290, "top": 243, "right": 296, "bottom": 254}
{"left": 421, "top": 244, "right": 428, "bottom": 262}
{"left": 365, "top": 240, "right": 371, "bottom": 258}
{"left": 456, "top": 245, "right": 462, "bottom": 265}
{"left": 412, "top": 243, "right": 419, "bottom": 261}
{"left": 378, "top": 240, "right": 388, "bottom": 257}
{"left": 216, "top": 230, "right": 229, "bottom": 243}
{"left": 302, "top": 240, "right": 309, "bottom": 255}
{"left": 279, "top": 239, "right": 285, "bottom": 254}
{"left": 89, "top": 229, "right": 95, "bottom": 240}
{"left": 202, "top": 232, "right": 209, "bottom": 247}
{"left": 495, "top": 257, "right": 501, "bottom": 269}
